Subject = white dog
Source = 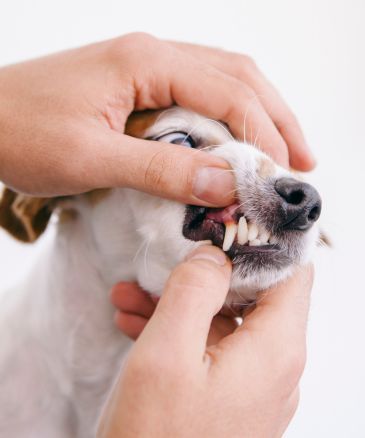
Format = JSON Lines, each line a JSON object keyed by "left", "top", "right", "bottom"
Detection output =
{"left": 0, "top": 107, "right": 322, "bottom": 437}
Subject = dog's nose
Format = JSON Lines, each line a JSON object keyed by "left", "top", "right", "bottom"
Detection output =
{"left": 274, "top": 178, "right": 322, "bottom": 231}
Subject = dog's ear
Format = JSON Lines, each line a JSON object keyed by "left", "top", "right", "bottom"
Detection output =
{"left": 318, "top": 230, "right": 332, "bottom": 247}
{"left": 0, "top": 188, "right": 53, "bottom": 243}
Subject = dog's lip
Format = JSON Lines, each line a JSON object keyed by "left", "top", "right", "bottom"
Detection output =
{"left": 182, "top": 205, "right": 281, "bottom": 260}
{"left": 225, "top": 241, "right": 280, "bottom": 258}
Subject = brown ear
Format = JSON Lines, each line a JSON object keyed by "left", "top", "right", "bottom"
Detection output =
{"left": 0, "top": 188, "right": 53, "bottom": 243}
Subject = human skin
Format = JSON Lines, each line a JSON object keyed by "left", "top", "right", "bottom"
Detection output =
{"left": 99, "top": 246, "right": 313, "bottom": 437}
{"left": 0, "top": 32, "right": 314, "bottom": 205}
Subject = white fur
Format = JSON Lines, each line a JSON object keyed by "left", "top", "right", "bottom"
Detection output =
{"left": 0, "top": 108, "right": 319, "bottom": 437}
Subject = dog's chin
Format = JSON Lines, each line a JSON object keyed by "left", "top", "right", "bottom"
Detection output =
{"left": 222, "top": 264, "right": 293, "bottom": 311}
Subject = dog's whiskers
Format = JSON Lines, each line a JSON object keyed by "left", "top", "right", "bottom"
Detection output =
{"left": 143, "top": 238, "right": 152, "bottom": 276}
{"left": 242, "top": 93, "right": 266, "bottom": 145}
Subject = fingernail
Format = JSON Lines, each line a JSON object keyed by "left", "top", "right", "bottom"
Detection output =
{"left": 186, "top": 246, "right": 227, "bottom": 266}
{"left": 193, "top": 167, "right": 235, "bottom": 205}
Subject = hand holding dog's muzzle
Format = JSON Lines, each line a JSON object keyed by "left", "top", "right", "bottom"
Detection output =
{"left": 0, "top": 33, "right": 314, "bottom": 208}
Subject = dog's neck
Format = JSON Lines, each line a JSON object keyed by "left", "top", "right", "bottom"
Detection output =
{"left": 15, "top": 196, "right": 135, "bottom": 434}
{"left": 39, "top": 194, "right": 137, "bottom": 322}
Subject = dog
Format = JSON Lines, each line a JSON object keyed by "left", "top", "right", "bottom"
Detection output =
{"left": 0, "top": 107, "right": 322, "bottom": 437}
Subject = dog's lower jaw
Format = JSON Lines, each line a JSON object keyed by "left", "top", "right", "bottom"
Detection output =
{"left": 0, "top": 219, "right": 133, "bottom": 438}
{"left": 225, "top": 264, "right": 293, "bottom": 308}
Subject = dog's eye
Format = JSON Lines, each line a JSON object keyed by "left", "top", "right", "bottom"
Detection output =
{"left": 155, "top": 131, "right": 196, "bottom": 148}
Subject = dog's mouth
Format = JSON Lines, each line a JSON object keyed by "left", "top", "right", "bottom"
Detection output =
{"left": 183, "top": 203, "right": 280, "bottom": 262}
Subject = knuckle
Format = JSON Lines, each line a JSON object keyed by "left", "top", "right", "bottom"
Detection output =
{"left": 142, "top": 147, "right": 193, "bottom": 197}
{"left": 143, "top": 149, "right": 174, "bottom": 189}
{"left": 223, "top": 84, "right": 257, "bottom": 125}
{"left": 119, "top": 32, "right": 157, "bottom": 48}
{"left": 108, "top": 32, "right": 159, "bottom": 61}
{"left": 276, "top": 109, "right": 300, "bottom": 130}
{"left": 237, "top": 82, "right": 257, "bottom": 101}
{"left": 234, "top": 54, "right": 258, "bottom": 76}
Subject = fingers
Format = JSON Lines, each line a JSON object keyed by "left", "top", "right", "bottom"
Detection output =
{"left": 91, "top": 34, "right": 314, "bottom": 203}
{"left": 93, "top": 127, "right": 236, "bottom": 207}
{"left": 136, "top": 246, "right": 232, "bottom": 362}
{"left": 168, "top": 58, "right": 290, "bottom": 168}
{"left": 207, "top": 315, "right": 238, "bottom": 346}
{"left": 221, "top": 265, "right": 313, "bottom": 368}
{"left": 114, "top": 312, "right": 148, "bottom": 340}
{"left": 110, "top": 282, "right": 238, "bottom": 345}
{"left": 110, "top": 282, "right": 156, "bottom": 319}
{"left": 115, "top": 34, "right": 291, "bottom": 167}
{"left": 110, "top": 282, "right": 156, "bottom": 340}
{"left": 170, "top": 41, "right": 315, "bottom": 170}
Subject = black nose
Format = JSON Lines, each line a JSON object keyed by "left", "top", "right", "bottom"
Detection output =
{"left": 274, "top": 178, "right": 322, "bottom": 231}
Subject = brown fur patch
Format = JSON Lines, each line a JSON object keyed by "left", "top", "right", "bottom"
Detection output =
{"left": 125, "top": 110, "right": 162, "bottom": 138}
{"left": 0, "top": 188, "right": 53, "bottom": 242}
{"left": 85, "top": 189, "right": 111, "bottom": 206}
{"left": 58, "top": 208, "right": 78, "bottom": 223}
{"left": 258, "top": 158, "right": 275, "bottom": 179}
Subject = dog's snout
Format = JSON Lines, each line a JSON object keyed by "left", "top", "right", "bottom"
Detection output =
{"left": 274, "top": 178, "right": 322, "bottom": 231}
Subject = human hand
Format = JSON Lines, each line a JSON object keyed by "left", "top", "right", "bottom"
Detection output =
{"left": 99, "top": 246, "right": 313, "bottom": 437}
{"left": 0, "top": 33, "right": 314, "bottom": 206}
{"left": 110, "top": 281, "right": 238, "bottom": 346}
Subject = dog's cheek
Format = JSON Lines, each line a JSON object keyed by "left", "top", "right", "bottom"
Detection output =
{"left": 128, "top": 192, "right": 198, "bottom": 294}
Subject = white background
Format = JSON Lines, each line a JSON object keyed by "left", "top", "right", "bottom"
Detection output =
{"left": 0, "top": 0, "right": 364, "bottom": 436}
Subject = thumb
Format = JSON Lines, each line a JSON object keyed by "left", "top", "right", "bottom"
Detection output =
{"left": 93, "top": 128, "right": 236, "bottom": 207}
{"left": 135, "top": 246, "right": 232, "bottom": 363}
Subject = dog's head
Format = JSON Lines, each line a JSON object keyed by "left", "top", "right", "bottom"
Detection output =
{"left": 0, "top": 107, "right": 322, "bottom": 305}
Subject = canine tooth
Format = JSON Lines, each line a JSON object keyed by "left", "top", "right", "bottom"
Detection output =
{"left": 258, "top": 230, "right": 270, "bottom": 244}
{"left": 247, "top": 223, "right": 259, "bottom": 241}
{"left": 249, "top": 239, "right": 261, "bottom": 246}
{"left": 237, "top": 216, "right": 248, "bottom": 245}
{"left": 223, "top": 222, "right": 238, "bottom": 252}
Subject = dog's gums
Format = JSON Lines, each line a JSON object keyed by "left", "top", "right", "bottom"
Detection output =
{"left": 183, "top": 203, "right": 279, "bottom": 256}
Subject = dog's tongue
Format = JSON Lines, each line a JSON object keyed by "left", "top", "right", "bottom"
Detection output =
{"left": 206, "top": 203, "right": 240, "bottom": 223}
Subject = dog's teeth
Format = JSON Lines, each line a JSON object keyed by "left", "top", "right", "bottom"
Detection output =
{"left": 269, "top": 235, "right": 278, "bottom": 244}
{"left": 258, "top": 229, "right": 270, "bottom": 244}
{"left": 237, "top": 216, "right": 248, "bottom": 245}
{"left": 247, "top": 223, "right": 259, "bottom": 241}
{"left": 223, "top": 222, "right": 238, "bottom": 252}
{"left": 249, "top": 239, "right": 261, "bottom": 246}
